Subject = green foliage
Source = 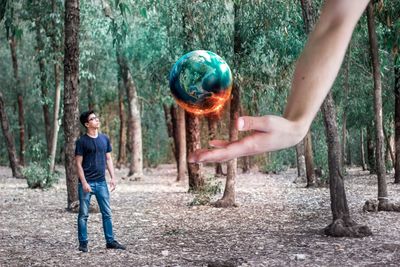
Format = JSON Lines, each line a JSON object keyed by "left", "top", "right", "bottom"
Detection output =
{"left": 23, "top": 162, "right": 59, "bottom": 189}
{"left": 262, "top": 148, "right": 295, "bottom": 174}
{"left": 0, "top": 0, "right": 398, "bottom": 174}
{"left": 188, "top": 176, "right": 222, "bottom": 206}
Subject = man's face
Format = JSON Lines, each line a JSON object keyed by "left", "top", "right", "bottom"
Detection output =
{"left": 86, "top": 113, "right": 100, "bottom": 129}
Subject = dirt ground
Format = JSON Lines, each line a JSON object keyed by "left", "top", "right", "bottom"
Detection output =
{"left": 1, "top": 164, "right": 400, "bottom": 267}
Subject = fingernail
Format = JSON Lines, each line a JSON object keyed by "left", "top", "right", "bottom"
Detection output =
{"left": 238, "top": 118, "right": 244, "bottom": 130}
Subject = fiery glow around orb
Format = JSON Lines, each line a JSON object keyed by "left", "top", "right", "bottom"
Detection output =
{"left": 169, "top": 50, "right": 233, "bottom": 116}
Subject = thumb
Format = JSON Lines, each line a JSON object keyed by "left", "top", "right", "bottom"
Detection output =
{"left": 237, "top": 116, "right": 274, "bottom": 132}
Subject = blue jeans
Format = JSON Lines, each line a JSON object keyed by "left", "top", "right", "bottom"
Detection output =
{"left": 78, "top": 180, "right": 114, "bottom": 244}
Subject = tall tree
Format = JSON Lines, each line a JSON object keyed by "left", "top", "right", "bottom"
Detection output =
{"left": 367, "top": 1, "right": 387, "bottom": 207}
{"left": 183, "top": 2, "right": 203, "bottom": 191}
{"left": 360, "top": 128, "right": 367, "bottom": 171}
{"left": 102, "top": 0, "right": 143, "bottom": 178}
{"left": 395, "top": 64, "right": 400, "bottom": 183}
{"left": 207, "top": 114, "right": 223, "bottom": 176}
{"left": 63, "top": 0, "right": 80, "bottom": 210}
{"left": 34, "top": 14, "right": 51, "bottom": 155}
{"left": 117, "top": 49, "right": 143, "bottom": 178}
{"left": 169, "top": 104, "right": 187, "bottom": 182}
{"left": 341, "top": 46, "right": 351, "bottom": 167}
{"left": 0, "top": 91, "right": 21, "bottom": 178}
{"left": 363, "top": 2, "right": 400, "bottom": 212}
{"left": 176, "top": 106, "right": 187, "bottom": 182}
{"left": 215, "top": 82, "right": 240, "bottom": 207}
{"left": 6, "top": 3, "right": 25, "bottom": 166}
{"left": 214, "top": 0, "right": 240, "bottom": 207}
{"left": 300, "top": 0, "right": 316, "bottom": 188}
{"left": 116, "top": 74, "right": 127, "bottom": 168}
{"left": 49, "top": 0, "right": 62, "bottom": 173}
{"left": 301, "top": 0, "right": 371, "bottom": 237}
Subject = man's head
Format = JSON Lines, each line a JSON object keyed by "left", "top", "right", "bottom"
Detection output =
{"left": 80, "top": 110, "right": 100, "bottom": 129}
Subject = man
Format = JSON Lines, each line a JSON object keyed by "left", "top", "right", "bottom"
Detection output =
{"left": 75, "top": 110, "right": 125, "bottom": 252}
{"left": 189, "top": 0, "right": 370, "bottom": 163}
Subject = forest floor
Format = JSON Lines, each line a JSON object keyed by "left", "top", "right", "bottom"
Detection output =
{"left": 1, "top": 164, "right": 400, "bottom": 267}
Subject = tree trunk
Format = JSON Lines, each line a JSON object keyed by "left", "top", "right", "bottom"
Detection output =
{"left": 207, "top": 114, "right": 224, "bottom": 176}
{"left": 116, "top": 75, "right": 127, "bottom": 168}
{"left": 63, "top": 0, "right": 80, "bottom": 210}
{"left": 117, "top": 48, "right": 143, "bottom": 178}
{"left": 301, "top": 0, "right": 370, "bottom": 237}
{"left": 394, "top": 63, "right": 400, "bottom": 183}
{"left": 342, "top": 46, "right": 351, "bottom": 167}
{"left": 214, "top": 82, "right": 239, "bottom": 207}
{"left": 304, "top": 131, "right": 316, "bottom": 187}
{"left": 9, "top": 35, "right": 25, "bottom": 166}
{"left": 35, "top": 23, "right": 52, "bottom": 155}
{"left": 0, "top": 91, "right": 22, "bottom": 178}
{"left": 367, "top": 2, "right": 388, "bottom": 208}
{"left": 177, "top": 106, "right": 187, "bottom": 181}
{"left": 214, "top": 0, "right": 240, "bottom": 207}
{"left": 322, "top": 93, "right": 371, "bottom": 237}
{"left": 294, "top": 141, "right": 306, "bottom": 184}
{"left": 49, "top": 0, "right": 61, "bottom": 173}
{"left": 360, "top": 128, "right": 367, "bottom": 170}
{"left": 169, "top": 104, "right": 178, "bottom": 162}
{"left": 87, "top": 77, "right": 95, "bottom": 111}
{"left": 300, "top": 0, "right": 316, "bottom": 188}
{"left": 384, "top": 127, "right": 395, "bottom": 169}
{"left": 186, "top": 112, "right": 203, "bottom": 190}
{"left": 49, "top": 62, "right": 61, "bottom": 173}
{"left": 367, "top": 124, "right": 376, "bottom": 173}
{"left": 170, "top": 104, "right": 187, "bottom": 181}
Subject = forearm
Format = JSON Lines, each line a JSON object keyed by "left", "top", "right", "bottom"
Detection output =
{"left": 283, "top": 0, "right": 369, "bottom": 135}
{"left": 76, "top": 164, "right": 87, "bottom": 184}
{"left": 106, "top": 159, "right": 116, "bottom": 180}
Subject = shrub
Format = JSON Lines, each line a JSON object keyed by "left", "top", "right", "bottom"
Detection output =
{"left": 23, "top": 162, "right": 59, "bottom": 189}
{"left": 189, "top": 176, "right": 222, "bottom": 206}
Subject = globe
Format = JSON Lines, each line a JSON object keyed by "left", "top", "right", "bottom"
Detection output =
{"left": 169, "top": 50, "right": 233, "bottom": 115}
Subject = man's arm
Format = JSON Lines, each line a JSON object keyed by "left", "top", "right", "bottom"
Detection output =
{"left": 106, "top": 152, "right": 116, "bottom": 192}
{"left": 283, "top": 0, "right": 370, "bottom": 132}
{"left": 76, "top": 155, "right": 92, "bottom": 192}
{"left": 189, "top": 0, "right": 370, "bottom": 163}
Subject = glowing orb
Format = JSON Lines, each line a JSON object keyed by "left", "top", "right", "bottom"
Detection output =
{"left": 169, "top": 50, "right": 233, "bottom": 115}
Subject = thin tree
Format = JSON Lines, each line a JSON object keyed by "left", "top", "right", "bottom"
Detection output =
{"left": 364, "top": 2, "right": 400, "bottom": 211}
{"left": 6, "top": 3, "right": 25, "bottom": 166}
{"left": 341, "top": 46, "right": 351, "bottom": 168}
{"left": 183, "top": 2, "right": 203, "bottom": 191}
{"left": 300, "top": 0, "right": 316, "bottom": 187}
{"left": 0, "top": 91, "right": 22, "bottom": 178}
{"left": 34, "top": 13, "right": 51, "bottom": 155}
{"left": 360, "top": 128, "right": 367, "bottom": 170}
{"left": 176, "top": 106, "right": 187, "bottom": 182}
{"left": 102, "top": 0, "right": 143, "bottom": 178}
{"left": 395, "top": 64, "right": 400, "bottom": 183}
{"left": 301, "top": 0, "right": 371, "bottom": 237}
{"left": 214, "top": 0, "right": 241, "bottom": 207}
{"left": 49, "top": 0, "right": 62, "bottom": 173}
{"left": 116, "top": 73, "right": 127, "bottom": 168}
{"left": 207, "top": 114, "right": 224, "bottom": 176}
{"left": 63, "top": 0, "right": 80, "bottom": 210}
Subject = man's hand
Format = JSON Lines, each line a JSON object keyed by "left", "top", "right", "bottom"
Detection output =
{"left": 82, "top": 182, "right": 92, "bottom": 193}
{"left": 110, "top": 178, "right": 116, "bottom": 192}
{"left": 188, "top": 115, "right": 306, "bottom": 163}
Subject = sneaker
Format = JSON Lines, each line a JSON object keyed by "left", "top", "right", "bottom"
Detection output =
{"left": 79, "top": 242, "right": 88, "bottom": 253}
{"left": 106, "top": 240, "right": 126, "bottom": 250}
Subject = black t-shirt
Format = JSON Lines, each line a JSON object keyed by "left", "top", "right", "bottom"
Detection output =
{"left": 75, "top": 133, "right": 112, "bottom": 182}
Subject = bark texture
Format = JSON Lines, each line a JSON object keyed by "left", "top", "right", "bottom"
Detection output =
{"left": 63, "top": 0, "right": 80, "bottom": 210}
